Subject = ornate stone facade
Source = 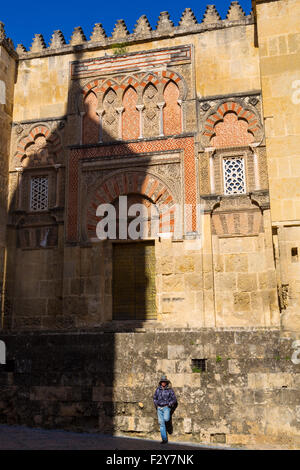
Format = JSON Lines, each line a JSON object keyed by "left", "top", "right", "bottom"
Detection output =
{"left": 0, "top": 0, "right": 300, "bottom": 448}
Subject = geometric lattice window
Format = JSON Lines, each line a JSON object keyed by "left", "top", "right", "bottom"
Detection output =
{"left": 30, "top": 176, "right": 48, "bottom": 211}
{"left": 223, "top": 157, "right": 246, "bottom": 195}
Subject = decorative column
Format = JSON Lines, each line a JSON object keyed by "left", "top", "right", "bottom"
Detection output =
{"left": 177, "top": 99, "right": 183, "bottom": 133}
{"left": 116, "top": 107, "right": 124, "bottom": 140}
{"left": 209, "top": 150, "right": 216, "bottom": 194}
{"left": 250, "top": 144, "right": 260, "bottom": 191}
{"left": 96, "top": 109, "right": 105, "bottom": 143}
{"left": 80, "top": 111, "right": 85, "bottom": 145}
{"left": 136, "top": 104, "right": 145, "bottom": 139}
{"left": 15, "top": 166, "right": 23, "bottom": 211}
{"left": 54, "top": 164, "right": 61, "bottom": 207}
{"left": 157, "top": 102, "right": 165, "bottom": 137}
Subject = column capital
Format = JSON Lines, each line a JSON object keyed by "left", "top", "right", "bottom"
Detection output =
{"left": 157, "top": 102, "right": 165, "bottom": 110}
{"left": 96, "top": 108, "right": 105, "bottom": 117}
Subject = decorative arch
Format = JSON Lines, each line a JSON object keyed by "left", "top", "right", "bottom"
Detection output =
{"left": 83, "top": 90, "right": 99, "bottom": 144}
{"left": 80, "top": 70, "right": 186, "bottom": 107}
{"left": 119, "top": 75, "right": 141, "bottom": 92}
{"left": 122, "top": 86, "right": 139, "bottom": 140}
{"left": 85, "top": 170, "right": 177, "bottom": 240}
{"left": 163, "top": 79, "right": 182, "bottom": 136}
{"left": 82, "top": 79, "right": 102, "bottom": 97}
{"left": 76, "top": 70, "right": 187, "bottom": 143}
{"left": 99, "top": 77, "right": 122, "bottom": 97}
{"left": 161, "top": 70, "right": 186, "bottom": 100}
{"left": 15, "top": 125, "right": 63, "bottom": 167}
{"left": 202, "top": 100, "right": 263, "bottom": 148}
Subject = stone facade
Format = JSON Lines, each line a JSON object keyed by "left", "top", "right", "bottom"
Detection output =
{"left": 0, "top": 0, "right": 300, "bottom": 448}
{"left": 1, "top": 329, "right": 300, "bottom": 448}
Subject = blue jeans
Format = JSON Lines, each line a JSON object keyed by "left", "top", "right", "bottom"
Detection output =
{"left": 157, "top": 406, "right": 171, "bottom": 442}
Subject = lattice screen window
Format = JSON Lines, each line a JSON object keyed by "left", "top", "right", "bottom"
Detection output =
{"left": 223, "top": 157, "right": 246, "bottom": 195}
{"left": 30, "top": 176, "right": 48, "bottom": 211}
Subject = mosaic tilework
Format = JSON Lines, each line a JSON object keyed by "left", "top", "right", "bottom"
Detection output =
{"left": 67, "top": 136, "right": 196, "bottom": 241}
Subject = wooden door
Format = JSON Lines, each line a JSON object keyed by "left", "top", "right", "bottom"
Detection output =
{"left": 113, "top": 241, "right": 156, "bottom": 320}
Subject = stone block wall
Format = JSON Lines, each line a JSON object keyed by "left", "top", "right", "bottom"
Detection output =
{"left": 0, "top": 39, "right": 16, "bottom": 312}
{"left": 0, "top": 329, "right": 300, "bottom": 448}
{"left": 273, "top": 224, "right": 300, "bottom": 332}
{"left": 155, "top": 239, "right": 204, "bottom": 325}
{"left": 255, "top": 0, "right": 300, "bottom": 222}
{"left": 255, "top": 0, "right": 300, "bottom": 332}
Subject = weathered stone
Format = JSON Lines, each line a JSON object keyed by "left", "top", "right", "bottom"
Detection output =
{"left": 162, "top": 274, "right": 185, "bottom": 292}
{"left": 30, "top": 34, "right": 46, "bottom": 52}
{"left": 237, "top": 273, "right": 258, "bottom": 292}
{"left": 111, "top": 20, "right": 129, "bottom": 40}
{"left": 156, "top": 11, "right": 174, "bottom": 33}
{"left": 202, "top": 5, "right": 221, "bottom": 24}
{"left": 175, "top": 256, "right": 195, "bottom": 273}
{"left": 225, "top": 254, "right": 248, "bottom": 273}
{"left": 226, "top": 1, "right": 246, "bottom": 21}
{"left": 178, "top": 8, "right": 198, "bottom": 29}
{"left": 0, "top": 0, "right": 299, "bottom": 449}
{"left": 133, "top": 15, "right": 152, "bottom": 37}
{"left": 90, "top": 23, "right": 107, "bottom": 42}
{"left": 49, "top": 30, "right": 66, "bottom": 49}
{"left": 69, "top": 27, "right": 86, "bottom": 45}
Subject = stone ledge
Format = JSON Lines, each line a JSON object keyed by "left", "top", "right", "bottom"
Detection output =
{"left": 16, "top": 15, "right": 254, "bottom": 61}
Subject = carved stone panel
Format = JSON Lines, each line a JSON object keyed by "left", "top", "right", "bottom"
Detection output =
{"left": 143, "top": 83, "right": 160, "bottom": 138}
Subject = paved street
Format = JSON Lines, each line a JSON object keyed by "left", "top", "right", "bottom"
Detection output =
{"left": 0, "top": 424, "right": 225, "bottom": 450}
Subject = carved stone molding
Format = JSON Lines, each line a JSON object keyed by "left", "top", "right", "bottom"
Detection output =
{"left": 200, "top": 195, "right": 221, "bottom": 214}
{"left": 199, "top": 94, "right": 264, "bottom": 151}
{"left": 249, "top": 190, "right": 270, "bottom": 211}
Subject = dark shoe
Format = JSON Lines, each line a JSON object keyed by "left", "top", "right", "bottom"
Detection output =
{"left": 166, "top": 420, "right": 173, "bottom": 435}
{"left": 161, "top": 440, "right": 168, "bottom": 444}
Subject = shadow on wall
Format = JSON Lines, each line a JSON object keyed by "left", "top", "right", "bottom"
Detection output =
{"left": 0, "top": 45, "right": 184, "bottom": 435}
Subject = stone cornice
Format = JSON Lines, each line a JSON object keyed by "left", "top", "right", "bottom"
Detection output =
{"left": 16, "top": 12, "right": 254, "bottom": 61}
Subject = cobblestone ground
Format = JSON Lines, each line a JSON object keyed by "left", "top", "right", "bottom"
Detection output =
{"left": 0, "top": 424, "right": 224, "bottom": 450}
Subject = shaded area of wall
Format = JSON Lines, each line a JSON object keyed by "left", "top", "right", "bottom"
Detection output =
{"left": 0, "top": 329, "right": 300, "bottom": 447}
{"left": 0, "top": 36, "right": 17, "bottom": 327}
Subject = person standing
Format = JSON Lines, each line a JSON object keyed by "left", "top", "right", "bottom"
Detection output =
{"left": 153, "top": 375, "right": 177, "bottom": 444}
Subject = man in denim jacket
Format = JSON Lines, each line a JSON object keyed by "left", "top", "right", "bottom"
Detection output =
{"left": 153, "top": 375, "right": 177, "bottom": 443}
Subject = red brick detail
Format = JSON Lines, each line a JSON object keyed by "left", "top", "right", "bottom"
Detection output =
{"left": 85, "top": 172, "right": 177, "bottom": 240}
{"left": 204, "top": 101, "right": 259, "bottom": 148}
{"left": 122, "top": 86, "right": 140, "bottom": 140}
{"left": 68, "top": 136, "right": 196, "bottom": 241}
{"left": 211, "top": 112, "right": 254, "bottom": 148}
{"left": 83, "top": 91, "right": 99, "bottom": 145}
{"left": 86, "top": 171, "right": 174, "bottom": 238}
{"left": 147, "top": 180, "right": 159, "bottom": 199}
{"left": 163, "top": 80, "right": 181, "bottom": 136}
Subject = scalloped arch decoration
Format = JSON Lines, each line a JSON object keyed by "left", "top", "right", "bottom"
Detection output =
{"left": 15, "top": 125, "right": 63, "bottom": 166}
{"left": 81, "top": 69, "right": 185, "bottom": 100}
{"left": 202, "top": 100, "right": 262, "bottom": 148}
